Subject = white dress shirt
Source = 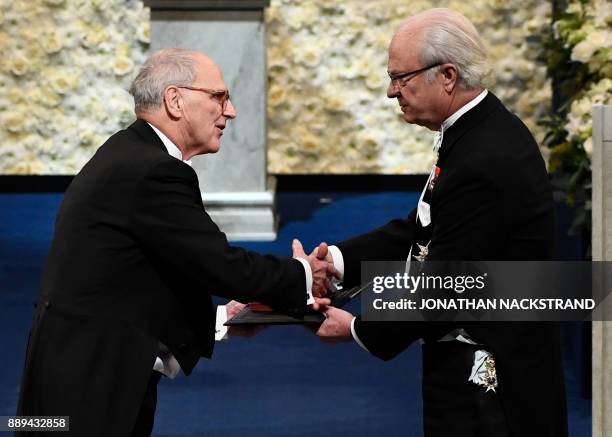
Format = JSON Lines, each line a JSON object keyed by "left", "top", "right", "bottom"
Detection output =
{"left": 146, "top": 122, "right": 314, "bottom": 378}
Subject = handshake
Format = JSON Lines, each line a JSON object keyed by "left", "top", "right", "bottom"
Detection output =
{"left": 226, "top": 238, "right": 355, "bottom": 343}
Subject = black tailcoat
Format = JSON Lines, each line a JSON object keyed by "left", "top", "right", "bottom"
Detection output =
{"left": 337, "top": 93, "right": 567, "bottom": 437}
{"left": 17, "top": 120, "right": 308, "bottom": 436}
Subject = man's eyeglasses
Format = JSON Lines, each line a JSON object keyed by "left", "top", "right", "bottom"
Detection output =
{"left": 388, "top": 63, "right": 442, "bottom": 88}
{"left": 177, "top": 86, "right": 231, "bottom": 111}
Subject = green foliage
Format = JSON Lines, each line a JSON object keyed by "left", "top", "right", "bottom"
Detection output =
{"left": 538, "top": 0, "right": 611, "bottom": 245}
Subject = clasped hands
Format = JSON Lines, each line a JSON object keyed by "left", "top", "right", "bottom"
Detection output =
{"left": 226, "top": 239, "right": 355, "bottom": 342}
{"left": 292, "top": 239, "right": 355, "bottom": 343}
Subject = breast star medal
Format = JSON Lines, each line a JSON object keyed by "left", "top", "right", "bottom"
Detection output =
{"left": 412, "top": 241, "right": 430, "bottom": 263}
{"left": 483, "top": 355, "right": 498, "bottom": 392}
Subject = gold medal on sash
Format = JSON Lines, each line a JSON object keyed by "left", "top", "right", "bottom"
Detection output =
{"left": 483, "top": 355, "right": 498, "bottom": 392}
{"left": 412, "top": 242, "right": 430, "bottom": 263}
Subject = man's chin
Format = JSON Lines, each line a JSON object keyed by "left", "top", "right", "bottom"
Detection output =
{"left": 202, "top": 139, "right": 221, "bottom": 154}
{"left": 402, "top": 112, "right": 417, "bottom": 124}
{"left": 402, "top": 113, "right": 432, "bottom": 129}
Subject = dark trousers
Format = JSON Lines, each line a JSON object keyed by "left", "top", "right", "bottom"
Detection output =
{"left": 131, "top": 370, "right": 163, "bottom": 437}
{"left": 422, "top": 342, "right": 510, "bottom": 437}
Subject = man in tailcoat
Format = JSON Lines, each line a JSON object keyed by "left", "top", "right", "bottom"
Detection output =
{"left": 17, "top": 48, "right": 332, "bottom": 436}
{"left": 315, "top": 9, "right": 568, "bottom": 437}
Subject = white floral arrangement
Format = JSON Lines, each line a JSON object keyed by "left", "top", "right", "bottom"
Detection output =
{"left": 566, "top": 78, "right": 612, "bottom": 156}
{"left": 539, "top": 0, "right": 611, "bottom": 235}
{"left": 560, "top": 0, "right": 612, "bottom": 156}
{"left": 266, "top": 0, "right": 551, "bottom": 174}
{"left": 0, "top": 0, "right": 149, "bottom": 174}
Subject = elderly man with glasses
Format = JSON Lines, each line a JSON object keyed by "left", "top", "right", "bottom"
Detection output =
{"left": 313, "top": 8, "right": 567, "bottom": 437}
{"left": 16, "top": 48, "right": 335, "bottom": 437}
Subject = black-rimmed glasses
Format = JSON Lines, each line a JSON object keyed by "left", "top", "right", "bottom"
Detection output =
{"left": 388, "top": 63, "right": 442, "bottom": 88}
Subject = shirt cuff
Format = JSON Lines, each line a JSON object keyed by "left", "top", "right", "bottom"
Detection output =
{"left": 350, "top": 316, "right": 370, "bottom": 353}
{"left": 153, "top": 342, "right": 181, "bottom": 379}
{"left": 328, "top": 245, "right": 345, "bottom": 283}
{"left": 294, "top": 257, "right": 314, "bottom": 305}
{"left": 215, "top": 305, "right": 229, "bottom": 341}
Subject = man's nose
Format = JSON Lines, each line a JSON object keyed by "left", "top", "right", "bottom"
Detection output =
{"left": 223, "top": 99, "right": 237, "bottom": 119}
{"left": 387, "top": 81, "right": 400, "bottom": 99}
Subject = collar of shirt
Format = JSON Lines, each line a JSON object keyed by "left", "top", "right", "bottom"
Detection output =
{"left": 433, "top": 89, "right": 488, "bottom": 153}
{"left": 442, "top": 89, "right": 488, "bottom": 132}
{"left": 146, "top": 122, "right": 193, "bottom": 167}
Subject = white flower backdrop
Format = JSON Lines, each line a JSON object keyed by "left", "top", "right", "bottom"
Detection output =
{"left": 266, "top": 0, "right": 552, "bottom": 174}
{"left": 0, "top": 0, "right": 149, "bottom": 174}
{"left": 1, "top": 0, "right": 597, "bottom": 175}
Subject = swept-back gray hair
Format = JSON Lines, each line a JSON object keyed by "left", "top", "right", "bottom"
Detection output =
{"left": 419, "top": 18, "right": 488, "bottom": 89}
{"left": 129, "top": 48, "right": 197, "bottom": 112}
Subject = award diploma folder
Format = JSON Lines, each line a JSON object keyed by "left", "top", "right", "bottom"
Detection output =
{"left": 224, "top": 284, "right": 366, "bottom": 326}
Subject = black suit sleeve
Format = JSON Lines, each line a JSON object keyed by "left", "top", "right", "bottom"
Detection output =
{"left": 336, "top": 208, "right": 417, "bottom": 287}
{"left": 130, "top": 160, "right": 307, "bottom": 313}
{"left": 353, "top": 317, "right": 459, "bottom": 361}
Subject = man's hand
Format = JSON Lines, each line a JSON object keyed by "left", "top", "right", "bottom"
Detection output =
{"left": 311, "top": 241, "right": 337, "bottom": 292}
{"left": 310, "top": 296, "right": 331, "bottom": 311}
{"left": 226, "top": 300, "right": 246, "bottom": 319}
{"left": 292, "top": 239, "right": 340, "bottom": 297}
{"left": 310, "top": 241, "right": 341, "bottom": 295}
{"left": 316, "top": 306, "right": 354, "bottom": 344}
{"left": 225, "top": 301, "right": 268, "bottom": 338}
{"left": 311, "top": 242, "right": 333, "bottom": 263}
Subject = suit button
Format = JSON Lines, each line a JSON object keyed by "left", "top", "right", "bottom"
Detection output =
{"left": 33, "top": 302, "right": 37, "bottom": 308}
{"left": 44, "top": 301, "right": 51, "bottom": 308}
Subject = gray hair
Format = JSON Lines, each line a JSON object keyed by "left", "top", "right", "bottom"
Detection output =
{"left": 419, "top": 19, "right": 488, "bottom": 89}
{"left": 129, "top": 48, "right": 197, "bottom": 112}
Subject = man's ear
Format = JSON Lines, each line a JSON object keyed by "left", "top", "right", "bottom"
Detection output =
{"left": 441, "top": 63, "right": 458, "bottom": 94}
{"left": 163, "top": 86, "right": 182, "bottom": 119}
